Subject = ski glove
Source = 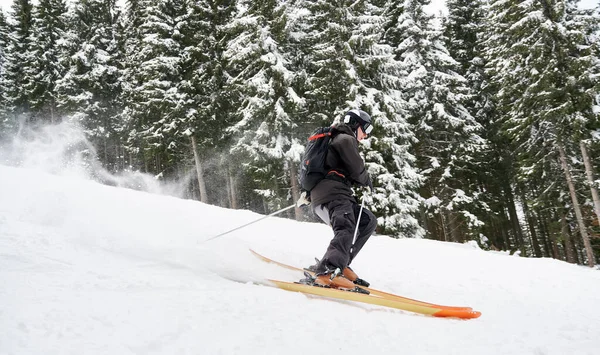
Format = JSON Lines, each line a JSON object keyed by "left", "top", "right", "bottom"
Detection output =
{"left": 297, "top": 191, "right": 311, "bottom": 207}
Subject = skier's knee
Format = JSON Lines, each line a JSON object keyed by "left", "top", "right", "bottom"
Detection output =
{"left": 331, "top": 210, "right": 355, "bottom": 232}
{"left": 363, "top": 209, "right": 377, "bottom": 234}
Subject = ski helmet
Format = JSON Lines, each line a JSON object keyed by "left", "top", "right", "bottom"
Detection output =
{"left": 343, "top": 109, "right": 373, "bottom": 136}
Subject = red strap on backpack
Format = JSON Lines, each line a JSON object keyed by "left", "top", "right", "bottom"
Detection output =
{"left": 308, "top": 132, "right": 332, "bottom": 141}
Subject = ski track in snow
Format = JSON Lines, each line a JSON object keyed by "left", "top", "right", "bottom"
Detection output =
{"left": 1, "top": 164, "right": 600, "bottom": 355}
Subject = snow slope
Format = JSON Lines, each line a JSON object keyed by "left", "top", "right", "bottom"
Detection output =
{"left": 2, "top": 164, "right": 600, "bottom": 354}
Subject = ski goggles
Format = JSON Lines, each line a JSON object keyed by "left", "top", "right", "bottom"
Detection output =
{"left": 362, "top": 123, "right": 373, "bottom": 135}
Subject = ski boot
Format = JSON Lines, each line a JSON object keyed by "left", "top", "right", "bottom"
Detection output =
{"left": 299, "top": 270, "right": 369, "bottom": 294}
{"left": 342, "top": 267, "right": 370, "bottom": 287}
{"left": 306, "top": 258, "right": 370, "bottom": 288}
{"left": 305, "top": 257, "right": 320, "bottom": 273}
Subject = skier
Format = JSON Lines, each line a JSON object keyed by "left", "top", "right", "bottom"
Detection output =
{"left": 299, "top": 109, "right": 377, "bottom": 290}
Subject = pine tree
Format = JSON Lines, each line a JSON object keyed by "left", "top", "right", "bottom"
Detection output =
{"left": 0, "top": 11, "right": 9, "bottom": 127}
{"left": 296, "top": 0, "right": 356, "bottom": 124}
{"left": 56, "top": 0, "right": 124, "bottom": 170}
{"left": 25, "top": 0, "right": 68, "bottom": 123}
{"left": 485, "top": 0, "right": 600, "bottom": 265}
{"left": 123, "top": 0, "right": 148, "bottom": 33}
{"left": 443, "top": 0, "right": 517, "bottom": 250}
{"left": 224, "top": 0, "right": 305, "bottom": 212}
{"left": 443, "top": 0, "right": 483, "bottom": 76}
{"left": 121, "top": 0, "right": 189, "bottom": 176}
{"left": 3, "top": 0, "right": 34, "bottom": 127}
{"left": 180, "top": 0, "right": 239, "bottom": 205}
{"left": 344, "top": 0, "right": 423, "bottom": 237}
{"left": 386, "top": 0, "right": 486, "bottom": 242}
{"left": 444, "top": 0, "right": 488, "bottom": 117}
{"left": 120, "top": 0, "right": 151, "bottom": 170}
{"left": 184, "top": 0, "right": 237, "bottom": 147}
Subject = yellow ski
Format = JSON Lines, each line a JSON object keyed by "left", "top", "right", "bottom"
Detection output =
{"left": 250, "top": 249, "right": 481, "bottom": 319}
{"left": 269, "top": 280, "right": 481, "bottom": 319}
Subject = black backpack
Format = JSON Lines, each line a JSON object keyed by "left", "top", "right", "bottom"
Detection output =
{"left": 299, "top": 127, "right": 336, "bottom": 192}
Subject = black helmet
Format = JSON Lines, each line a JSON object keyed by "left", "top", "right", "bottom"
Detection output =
{"left": 344, "top": 109, "right": 373, "bottom": 135}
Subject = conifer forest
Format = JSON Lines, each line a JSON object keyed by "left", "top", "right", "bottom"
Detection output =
{"left": 0, "top": 0, "right": 599, "bottom": 266}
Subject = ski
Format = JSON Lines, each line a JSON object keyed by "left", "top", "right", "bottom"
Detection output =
{"left": 268, "top": 279, "right": 481, "bottom": 319}
{"left": 250, "top": 249, "right": 481, "bottom": 319}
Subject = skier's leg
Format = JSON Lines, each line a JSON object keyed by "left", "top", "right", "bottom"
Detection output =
{"left": 315, "top": 199, "right": 356, "bottom": 273}
{"left": 312, "top": 204, "right": 330, "bottom": 226}
{"left": 348, "top": 207, "right": 376, "bottom": 265}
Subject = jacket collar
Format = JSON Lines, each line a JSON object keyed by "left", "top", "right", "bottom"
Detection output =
{"left": 334, "top": 123, "right": 357, "bottom": 138}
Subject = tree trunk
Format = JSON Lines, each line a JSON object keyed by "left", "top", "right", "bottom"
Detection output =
{"left": 504, "top": 184, "right": 527, "bottom": 256}
{"left": 501, "top": 208, "right": 511, "bottom": 250}
{"left": 538, "top": 213, "right": 552, "bottom": 258}
{"left": 490, "top": 218, "right": 505, "bottom": 250}
{"left": 144, "top": 152, "right": 149, "bottom": 173}
{"left": 227, "top": 163, "right": 238, "bottom": 209}
{"left": 420, "top": 206, "right": 429, "bottom": 239}
{"left": 447, "top": 210, "right": 462, "bottom": 243}
{"left": 115, "top": 143, "right": 120, "bottom": 172}
{"left": 571, "top": 229, "right": 582, "bottom": 264}
{"left": 521, "top": 196, "right": 542, "bottom": 257}
{"left": 191, "top": 136, "right": 208, "bottom": 203}
{"left": 558, "top": 144, "right": 595, "bottom": 267}
{"left": 103, "top": 138, "right": 108, "bottom": 167}
{"left": 580, "top": 141, "right": 600, "bottom": 227}
{"left": 551, "top": 210, "right": 565, "bottom": 261}
{"left": 289, "top": 162, "right": 303, "bottom": 221}
{"left": 440, "top": 210, "right": 449, "bottom": 242}
{"left": 544, "top": 214, "right": 561, "bottom": 259}
{"left": 560, "top": 209, "right": 576, "bottom": 263}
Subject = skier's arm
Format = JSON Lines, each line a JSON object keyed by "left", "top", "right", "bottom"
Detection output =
{"left": 334, "top": 135, "right": 370, "bottom": 187}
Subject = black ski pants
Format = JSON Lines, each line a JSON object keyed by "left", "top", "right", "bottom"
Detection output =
{"left": 313, "top": 198, "right": 377, "bottom": 274}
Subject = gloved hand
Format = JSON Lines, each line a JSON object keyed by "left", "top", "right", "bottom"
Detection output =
{"left": 297, "top": 191, "right": 311, "bottom": 207}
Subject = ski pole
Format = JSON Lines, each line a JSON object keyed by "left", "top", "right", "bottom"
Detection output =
{"left": 204, "top": 204, "right": 296, "bottom": 242}
{"left": 351, "top": 193, "right": 366, "bottom": 248}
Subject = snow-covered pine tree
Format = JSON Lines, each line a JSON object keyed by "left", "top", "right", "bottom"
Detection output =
{"left": 2, "top": 0, "right": 34, "bottom": 128}
{"left": 121, "top": 0, "right": 190, "bottom": 177}
{"left": 183, "top": 0, "right": 238, "bottom": 139}
{"left": 444, "top": 0, "right": 480, "bottom": 73}
{"left": 443, "top": 0, "right": 518, "bottom": 251}
{"left": 574, "top": 3, "right": 600, "bottom": 259}
{"left": 55, "top": 0, "right": 123, "bottom": 171}
{"left": 0, "top": 10, "right": 6, "bottom": 68}
{"left": 338, "top": 0, "right": 423, "bottom": 237}
{"left": 120, "top": 0, "right": 151, "bottom": 170}
{"left": 443, "top": 0, "right": 487, "bottom": 114}
{"left": 0, "top": 11, "right": 9, "bottom": 128}
{"left": 478, "top": 0, "right": 535, "bottom": 254}
{"left": 123, "top": 0, "right": 148, "bottom": 35}
{"left": 25, "top": 0, "right": 68, "bottom": 123}
{"left": 565, "top": 1, "right": 600, "bottom": 263}
{"left": 386, "top": 0, "right": 487, "bottom": 242}
{"left": 120, "top": 0, "right": 149, "bottom": 104}
{"left": 295, "top": 0, "right": 358, "bottom": 124}
{"left": 225, "top": 0, "right": 304, "bottom": 213}
{"left": 485, "top": 0, "right": 599, "bottom": 266}
{"left": 179, "top": 0, "right": 239, "bottom": 205}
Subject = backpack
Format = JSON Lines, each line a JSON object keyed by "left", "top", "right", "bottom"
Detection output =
{"left": 298, "top": 127, "right": 336, "bottom": 192}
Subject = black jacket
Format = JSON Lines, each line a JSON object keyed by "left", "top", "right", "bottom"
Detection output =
{"left": 310, "top": 124, "right": 371, "bottom": 207}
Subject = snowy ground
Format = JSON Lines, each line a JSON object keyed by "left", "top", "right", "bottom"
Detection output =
{"left": 2, "top": 126, "right": 600, "bottom": 355}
